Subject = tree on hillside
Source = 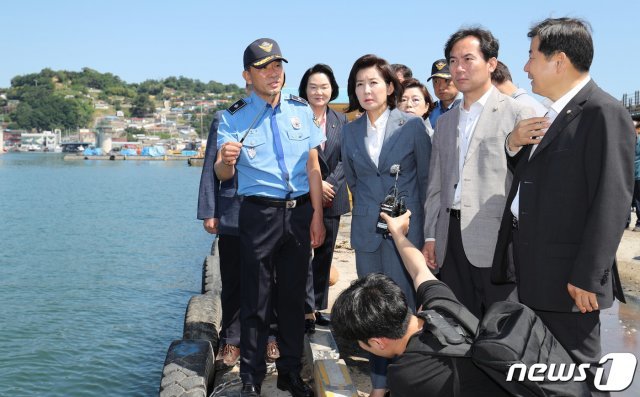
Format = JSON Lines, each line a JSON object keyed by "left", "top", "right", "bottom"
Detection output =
{"left": 130, "top": 94, "right": 155, "bottom": 117}
{"left": 13, "top": 93, "right": 93, "bottom": 131}
{"left": 137, "top": 80, "right": 163, "bottom": 95}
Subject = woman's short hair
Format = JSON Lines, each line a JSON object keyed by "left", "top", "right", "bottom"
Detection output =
{"left": 298, "top": 63, "right": 339, "bottom": 102}
{"left": 401, "top": 78, "right": 435, "bottom": 120}
{"left": 345, "top": 54, "right": 401, "bottom": 113}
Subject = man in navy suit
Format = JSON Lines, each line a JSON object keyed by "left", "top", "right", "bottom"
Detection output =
{"left": 492, "top": 18, "right": 634, "bottom": 395}
{"left": 197, "top": 109, "right": 244, "bottom": 367}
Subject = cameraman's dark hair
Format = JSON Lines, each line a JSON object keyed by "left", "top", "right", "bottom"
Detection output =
{"left": 528, "top": 17, "right": 593, "bottom": 72}
{"left": 444, "top": 27, "right": 499, "bottom": 62}
{"left": 298, "top": 63, "right": 340, "bottom": 102}
{"left": 331, "top": 273, "right": 411, "bottom": 344}
{"left": 346, "top": 54, "right": 401, "bottom": 113}
{"left": 491, "top": 61, "right": 512, "bottom": 84}
{"left": 390, "top": 64, "right": 413, "bottom": 80}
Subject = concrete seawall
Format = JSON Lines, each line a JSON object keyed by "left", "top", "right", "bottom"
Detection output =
{"left": 160, "top": 211, "right": 640, "bottom": 396}
{"left": 63, "top": 154, "right": 193, "bottom": 161}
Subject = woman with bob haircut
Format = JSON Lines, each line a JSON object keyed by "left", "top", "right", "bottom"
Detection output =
{"left": 398, "top": 78, "right": 436, "bottom": 137}
{"left": 341, "top": 54, "right": 431, "bottom": 397}
{"left": 297, "top": 64, "right": 349, "bottom": 333}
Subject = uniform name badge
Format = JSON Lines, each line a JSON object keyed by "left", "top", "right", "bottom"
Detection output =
{"left": 291, "top": 117, "right": 301, "bottom": 129}
{"left": 247, "top": 146, "right": 257, "bottom": 159}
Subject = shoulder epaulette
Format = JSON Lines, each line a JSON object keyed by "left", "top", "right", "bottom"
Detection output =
{"left": 288, "top": 94, "right": 309, "bottom": 105}
{"left": 227, "top": 99, "right": 247, "bottom": 115}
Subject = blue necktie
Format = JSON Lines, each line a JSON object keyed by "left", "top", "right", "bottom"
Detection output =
{"left": 269, "top": 104, "right": 291, "bottom": 195}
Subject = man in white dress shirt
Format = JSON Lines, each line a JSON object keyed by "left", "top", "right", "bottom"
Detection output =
{"left": 422, "top": 27, "right": 535, "bottom": 318}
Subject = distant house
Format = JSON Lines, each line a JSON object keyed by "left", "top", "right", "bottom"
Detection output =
{"left": 4, "top": 130, "right": 24, "bottom": 147}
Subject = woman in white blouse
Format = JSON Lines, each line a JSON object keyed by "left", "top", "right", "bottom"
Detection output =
{"left": 341, "top": 54, "right": 431, "bottom": 397}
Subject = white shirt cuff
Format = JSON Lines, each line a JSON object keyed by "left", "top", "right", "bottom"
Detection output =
{"left": 505, "top": 137, "right": 521, "bottom": 157}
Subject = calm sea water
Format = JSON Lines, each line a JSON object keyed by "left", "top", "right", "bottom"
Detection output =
{"left": 0, "top": 153, "right": 213, "bottom": 396}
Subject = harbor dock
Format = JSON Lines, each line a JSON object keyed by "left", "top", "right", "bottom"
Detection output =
{"left": 63, "top": 154, "right": 195, "bottom": 161}
{"left": 160, "top": 212, "right": 640, "bottom": 396}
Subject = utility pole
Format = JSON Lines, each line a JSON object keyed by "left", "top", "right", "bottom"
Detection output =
{"left": 0, "top": 115, "right": 4, "bottom": 153}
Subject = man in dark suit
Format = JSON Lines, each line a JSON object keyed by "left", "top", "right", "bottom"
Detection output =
{"left": 492, "top": 17, "right": 635, "bottom": 395}
{"left": 197, "top": 109, "right": 244, "bottom": 367}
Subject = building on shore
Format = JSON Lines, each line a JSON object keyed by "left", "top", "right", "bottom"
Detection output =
{"left": 623, "top": 90, "right": 640, "bottom": 121}
{"left": 19, "top": 130, "right": 62, "bottom": 151}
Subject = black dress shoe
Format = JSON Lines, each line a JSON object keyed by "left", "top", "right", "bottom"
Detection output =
{"left": 315, "top": 311, "right": 331, "bottom": 326}
{"left": 241, "top": 383, "right": 261, "bottom": 396}
{"left": 304, "top": 318, "right": 316, "bottom": 334}
{"left": 277, "top": 372, "right": 314, "bottom": 397}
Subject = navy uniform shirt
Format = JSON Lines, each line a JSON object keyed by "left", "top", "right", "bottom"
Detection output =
{"left": 217, "top": 92, "right": 324, "bottom": 199}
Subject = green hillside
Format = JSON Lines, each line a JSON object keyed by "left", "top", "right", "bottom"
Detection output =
{"left": 1, "top": 68, "right": 244, "bottom": 133}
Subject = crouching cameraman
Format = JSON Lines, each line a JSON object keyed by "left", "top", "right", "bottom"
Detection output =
{"left": 331, "top": 211, "right": 509, "bottom": 396}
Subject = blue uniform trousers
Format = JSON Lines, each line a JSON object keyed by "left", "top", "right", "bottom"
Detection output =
{"left": 238, "top": 198, "right": 312, "bottom": 385}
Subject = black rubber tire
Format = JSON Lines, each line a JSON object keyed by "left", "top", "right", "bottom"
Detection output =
{"left": 183, "top": 294, "right": 221, "bottom": 348}
{"left": 201, "top": 242, "right": 222, "bottom": 296}
{"left": 159, "top": 339, "right": 214, "bottom": 397}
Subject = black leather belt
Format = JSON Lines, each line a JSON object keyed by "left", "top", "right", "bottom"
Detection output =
{"left": 449, "top": 208, "right": 461, "bottom": 220}
{"left": 245, "top": 193, "right": 310, "bottom": 209}
{"left": 512, "top": 216, "right": 519, "bottom": 229}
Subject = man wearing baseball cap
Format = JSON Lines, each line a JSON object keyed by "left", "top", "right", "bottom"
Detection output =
{"left": 216, "top": 37, "right": 325, "bottom": 397}
{"left": 427, "top": 58, "right": 461, "bottom": 129}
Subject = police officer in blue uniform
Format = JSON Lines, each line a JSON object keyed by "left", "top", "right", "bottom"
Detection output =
{"left": 215, "top": 38, "right": 325, "bottom": 397}
{"left": 197, "top": 87, "right": 281, "bottom": 369}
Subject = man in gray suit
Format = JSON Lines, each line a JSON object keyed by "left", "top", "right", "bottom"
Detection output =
{"left": 422, "top": 27, "right": 535, "bottom": 318}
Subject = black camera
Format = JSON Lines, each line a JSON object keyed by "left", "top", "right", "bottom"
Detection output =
{"left": 376, "top": 165, "right": 407, "bottom": 235}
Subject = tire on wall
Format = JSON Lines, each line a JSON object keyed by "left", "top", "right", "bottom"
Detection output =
{"left": 201, "top": 240, "right": 222, "bottom": 296}
{"left": 159, "top": 339, "right": 214, "bottom": 397}
{"left": 183, "top": 294, "right": 221, "bottom": 348}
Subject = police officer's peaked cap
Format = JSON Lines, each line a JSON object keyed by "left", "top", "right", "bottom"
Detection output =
{"left": 243, "top": 38, "right": 288, "bottom": 69}
{"left": 427, "top": 59, "right": 451, "bottom": 81}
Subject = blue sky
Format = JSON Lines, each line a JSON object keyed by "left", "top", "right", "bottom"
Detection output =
{"left": 2, "top": 0, "right": 638, "bottom": 102}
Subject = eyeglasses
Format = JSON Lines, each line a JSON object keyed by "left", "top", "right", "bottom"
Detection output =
{"left": 399, "top": 96, "right": 424, "bottom": 107}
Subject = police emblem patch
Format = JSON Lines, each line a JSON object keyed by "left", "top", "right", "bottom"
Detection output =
{"left": 227, "top": 99, "right": 247, "bottom": 115}
{"left": 247, "top": 147, "right": 257, "bottom": 159}
{"left": 291, "top": 117, "right": 301, "bottom": 129}
{"left": 258, "top": 42, "right": 273, "bottom": 53}
{"left": 289, "top": 95, "right": 309, "bottom": 105}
